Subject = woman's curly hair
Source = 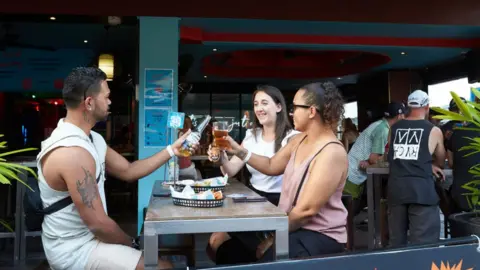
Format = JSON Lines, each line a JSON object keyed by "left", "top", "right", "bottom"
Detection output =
{"left": 301, "top": 81, "right": 345, "bottom": 131}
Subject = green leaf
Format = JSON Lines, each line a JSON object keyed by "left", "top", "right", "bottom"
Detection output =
{"left": 0, "top": 173, "right": 11, "bottom": 185}
{"left": 0, "top": 162, "right": 36, "bottom": 191}
{"left": 462, "top": 185, "right": 480, "bottom": 192}
{"left": 463, "top": 180, "right": 480, "bottom": 186}
{"left": 451, "top": 91, "right": 473, "bottom": 119}
{"left": 471, "top": 87, "right": 480, "bottom": 101}
{"left": 13, "top": 176, "right": 33, "bottom": 192}
{"left": 431, "top": 107, "right": 468, "bottom": 121}
{"left": 433, "top": 115, "right": 469, "bottom": 122}
{"left": 0, "top": 166, "right": 22, "bottom": 182}
{"left": 459, "top": 145, "right": 480, "bottom": 152}
{"left": 467, "top": 100, "right": 480, "bottom": 112}
{"left": 463, "top": 150, "right": 480, "bottom": 157}
{"left": 0, "top": 147, "right": 37, "bottom": 158}
{"left": 0, "top": 219, "right": 13, "bottom": 232}
{"left": 0, "top": 162, "right": 37, "bottom": 179}
{"left": 473, "top": 196, "right": 479, "bottom": 206}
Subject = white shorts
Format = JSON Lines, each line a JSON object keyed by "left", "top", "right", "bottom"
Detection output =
{"left": 85, "top": 241, "right": 142, "bottom": 270}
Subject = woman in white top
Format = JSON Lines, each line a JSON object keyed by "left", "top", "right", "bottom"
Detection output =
{"left": 210, "top": 85, "right": 298, "bottom": 205}
{"left": 206, "top": 85, "right": 299, "bottom": 263}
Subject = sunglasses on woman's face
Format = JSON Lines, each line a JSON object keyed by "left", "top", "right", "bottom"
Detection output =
{"left": 289, "top": 104, "right": 311, "bottom": 114}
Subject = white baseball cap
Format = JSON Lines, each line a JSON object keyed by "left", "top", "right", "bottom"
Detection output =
{"left": 407, "top": 90, "right": 429, "bottom": 108}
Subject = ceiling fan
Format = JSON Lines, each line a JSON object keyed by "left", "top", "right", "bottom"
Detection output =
{"left": 0, "top": 23, "right": 56, "bottom": 51}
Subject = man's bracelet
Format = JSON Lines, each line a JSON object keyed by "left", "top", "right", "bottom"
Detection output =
{"left": 166, "top": 145, "right": 175, "bottom": 158}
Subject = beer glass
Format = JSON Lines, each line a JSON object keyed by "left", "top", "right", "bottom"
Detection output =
{"left": 212, "top": 121, "right": 230, "bottom": 150}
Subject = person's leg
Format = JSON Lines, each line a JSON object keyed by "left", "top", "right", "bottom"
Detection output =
{"left": 343, "top": 180, "right": 365, "bottom": 217}
{"left": 388, "top": 204, "right": 408, "bottom": 247}
{"left": 290, "top": 230, "right": 344, "bottom": 258}
{"left": 259, "top": 229, "right": 344, "bottom": 262}
{"left": 409, "top": 204, "right": 440, "bottom": 245}
{"left": 257, "top": 231, "right": 309, "bottom": 262}
{"left": 215, "top": 237, "right": 257, "bottom": 265}
{"left": 85, "top": 241, "right": 172, "bottom": 270}
{"left": 206, "top": 232, "right": 231, "bottom": 262}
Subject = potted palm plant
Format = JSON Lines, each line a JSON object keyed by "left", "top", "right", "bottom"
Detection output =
{"left": 431, "top": 88, "right": 480, "bottom": 237}
{"left": 0, "top": 134, "right": 37, "bottom": 232}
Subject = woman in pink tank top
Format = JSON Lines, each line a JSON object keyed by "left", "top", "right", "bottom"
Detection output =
{"left": 214, "top": 82, "right": 348, "bottom": 264}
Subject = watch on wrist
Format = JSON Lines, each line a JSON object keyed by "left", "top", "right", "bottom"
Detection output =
{"left": 131, "top": 237, "right": 140, "bottom": 250}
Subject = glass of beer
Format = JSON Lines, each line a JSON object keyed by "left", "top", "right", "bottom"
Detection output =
{"left": 212, "top": 121, "right": 230, "bottom": 150}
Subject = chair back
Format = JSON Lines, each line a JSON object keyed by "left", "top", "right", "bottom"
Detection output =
{"left": 341, "top": 194, "right": 354, "bottom": 251}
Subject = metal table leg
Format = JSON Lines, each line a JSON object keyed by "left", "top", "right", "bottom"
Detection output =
{"left": 367, "top": 172, "right": 375, "bottom": 249}
{"left": 373, "top": 175, "right": 382, "bottom": 248}
{"left": 14, "top": 179, "right": 22, "bottom": 264}
{"left": 18, "top": 173, "right": 27, "bottom": 261}
{"left": 144, "top": 229, "right": 158, "bottom": 270}
{"left": 274, "top": 228, "right": 289, "bottom": 260}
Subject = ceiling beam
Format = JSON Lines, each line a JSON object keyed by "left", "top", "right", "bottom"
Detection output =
{"left": 2, "top": 0, "right": 480, "bottom": 26}
{"left": 181, "top": 27, "right": 480, "bottom": 48}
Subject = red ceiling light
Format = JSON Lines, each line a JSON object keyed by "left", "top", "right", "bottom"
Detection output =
{"left": 202, "top": 49, "right": 391, "bottom": 79}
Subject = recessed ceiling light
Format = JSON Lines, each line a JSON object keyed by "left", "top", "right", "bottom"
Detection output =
{"left": 401, "top": 52, "right": 406, "bottom": 55}
{"left": 213, "top": 48, "right": 217, "bottom": 52}
{"left": 84, "top": 40, "right": 88, "bottom": 43}
{"left": 204, "top": 75, "right": 207, "bottom": 78}
{"left": 50, "top": 16, "right": 56, "bottom": 21}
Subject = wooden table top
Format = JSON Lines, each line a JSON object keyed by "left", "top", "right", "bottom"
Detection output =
{"left": 145, "top": 180, "right": 286, "bottom": 222}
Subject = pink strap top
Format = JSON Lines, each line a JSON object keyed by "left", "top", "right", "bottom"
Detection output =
{"left": 278, "top": 138, "right": 348, "bottom": 243}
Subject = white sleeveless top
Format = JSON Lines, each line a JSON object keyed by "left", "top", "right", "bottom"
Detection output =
{"left": 37, "top": 119, "right": 107, "bottom": 270}
{"left": 243, "top": 128, "right": 300, "bottom": 193}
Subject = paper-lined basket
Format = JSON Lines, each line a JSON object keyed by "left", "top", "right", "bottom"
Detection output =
{"left": 169, "top": 185, "right": 224, "bottom": 208}
{"left": 174, "top": 175, "right": 228, "bottom": 193}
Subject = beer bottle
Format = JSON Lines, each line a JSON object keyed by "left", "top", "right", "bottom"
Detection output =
{"left": 179, "top": 115, "right": 211, "bottom": 157}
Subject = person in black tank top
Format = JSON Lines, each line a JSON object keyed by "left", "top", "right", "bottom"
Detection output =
{"left": 387, "top": 90, "right": 446, "bottom": 247}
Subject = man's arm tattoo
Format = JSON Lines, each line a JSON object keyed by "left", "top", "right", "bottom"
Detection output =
{"left": 76, "top": 167, "right": 98, "bottom": 210}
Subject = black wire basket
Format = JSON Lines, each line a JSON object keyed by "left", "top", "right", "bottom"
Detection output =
{"left": 174, "top": 184, "right": 225, "bottom": 193}
{"left": 172, "top": 197, "right": 224, "bottom": 208}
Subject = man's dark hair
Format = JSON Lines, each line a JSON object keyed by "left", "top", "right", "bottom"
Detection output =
{"left": 62, "top": 67, "right": 107, "bottom": 109}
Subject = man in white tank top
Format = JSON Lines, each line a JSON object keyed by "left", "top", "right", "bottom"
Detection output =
{"left": 38, "top": 67, "right": 194, "bottom": 270}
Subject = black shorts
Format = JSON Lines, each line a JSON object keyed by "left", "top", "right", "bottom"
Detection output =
{"left": 248, "top": 184, "right": 280, "bottom": 206}
{"left": 216, "top": 229, "right": 345, "bottom": 265}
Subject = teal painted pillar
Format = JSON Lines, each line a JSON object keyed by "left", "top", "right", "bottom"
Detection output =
{"left": 137, "top": 17, "right": 179, "bottom": 233}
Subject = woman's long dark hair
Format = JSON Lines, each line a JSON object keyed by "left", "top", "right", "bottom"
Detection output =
{"left": 252, "top": 85, "right": 292, "bottom": 152}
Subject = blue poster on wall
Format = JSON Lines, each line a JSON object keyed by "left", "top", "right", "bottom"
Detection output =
{"left": 144, "top": 68, "right": 173, "bottom": 107}
{"left": 144, "top": 108, "right": 170, "bottom": 147}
